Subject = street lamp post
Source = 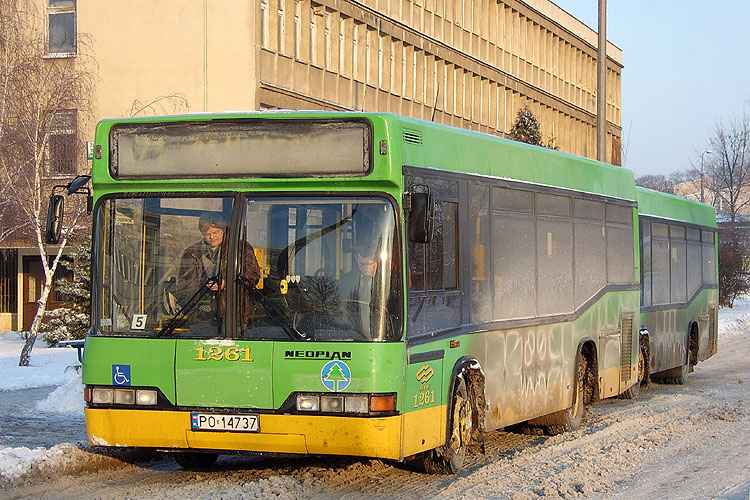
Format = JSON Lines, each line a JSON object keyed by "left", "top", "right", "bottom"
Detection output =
{"left": 700, "top": 150, "right": 712, "bottom": 203}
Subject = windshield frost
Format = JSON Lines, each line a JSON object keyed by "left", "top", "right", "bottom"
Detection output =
{"left": 95, "top": 196, "right": 401, "bottom": 341}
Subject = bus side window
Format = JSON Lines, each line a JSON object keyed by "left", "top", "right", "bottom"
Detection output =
{"left": 407, "top": 191, "right": 460, "bottom": 335}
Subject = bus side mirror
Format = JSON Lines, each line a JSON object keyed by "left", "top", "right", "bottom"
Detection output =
{"left": 66, "top": 174, "right": 92, "bottom": 214}
{"left": 45, "top": 194, "right": 65, "bottom": 244}
{"left": 406, "top": 184, "right": 432, "bottom": 244}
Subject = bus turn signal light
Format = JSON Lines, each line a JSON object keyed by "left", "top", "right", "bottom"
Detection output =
{"left": 369, "top": 395, "right": 396, "bottom": 412}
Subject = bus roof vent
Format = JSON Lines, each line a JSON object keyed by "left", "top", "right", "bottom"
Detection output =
{"left": 403, "top": 128, "right": 423, "bottom": 145}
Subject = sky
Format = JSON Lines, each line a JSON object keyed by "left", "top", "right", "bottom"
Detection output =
{"left": 553, "top": 1, "right": 750, "bottom": 177}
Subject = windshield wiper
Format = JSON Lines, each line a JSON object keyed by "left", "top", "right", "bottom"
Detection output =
{"left": 237, "top": 274, "right": 310, "bottom": 341}
{"left": 156, "top": 276, "right": 219, "bottom": 338}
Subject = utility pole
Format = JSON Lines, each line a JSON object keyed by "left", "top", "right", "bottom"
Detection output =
{"left": 597, "top": 0, "right": 607, "bottom": 163}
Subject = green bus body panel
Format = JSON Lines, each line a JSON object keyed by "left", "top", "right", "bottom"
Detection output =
{"left": 405, "top": 290, "right": 639, "bottom": 426}
{"left": 84, "top": 337, "right": 405, "bottom": 409}
{"left": 174, "top": 340, "right": 274, "bottom": 408}
{"left": 636, "top": 187, "right": 717, "bottom": 228}
{"left": 270, "top": 342, "right": 405, "bottom": 405}
{"left": 397, "top": 118, "right": 636, "bottom": 202}
{"left": 81, "top": 337, "right": 177, "bottom": 400}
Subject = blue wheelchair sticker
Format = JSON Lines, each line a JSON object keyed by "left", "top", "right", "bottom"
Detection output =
{"left": 112, "top": 365, "right": 131, "bottom": 386}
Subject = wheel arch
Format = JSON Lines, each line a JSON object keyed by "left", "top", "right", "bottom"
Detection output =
{"left": 576, "top": 337, "right": 600, "bottom": 405}
{"left": 688, "top": 320, "right": 700, "bottom": 367}
{"left": 638, "top": 327, "right": 652, "bottom": 385}
{"left": 445, "top": 356, "right": 487, "bottom": 436}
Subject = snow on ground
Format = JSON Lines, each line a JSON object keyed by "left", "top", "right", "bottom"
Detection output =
{"left": 1, "top": 301, "right": 749, "bottom": 497}
{"left": 0, "top": 332, "right": 80, "bottom": 391}
{"left": 0, "top": 332, "right": 85, "bottom": 483}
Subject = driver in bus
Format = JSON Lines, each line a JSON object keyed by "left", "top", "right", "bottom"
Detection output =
{"left": 338, "top": 239, "right": 380, "bottom": 338}
{"left": 177, "top": 212, "right": 260, "bottom": 324}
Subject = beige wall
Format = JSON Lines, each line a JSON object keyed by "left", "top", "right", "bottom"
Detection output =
{"left": 79, "top": 0, "right": 257, "bottom": 119}
{"left": 0, "top": 314, "right": 16, "bottom": 332}
{"left": 74, "top": 0, "right": 622, "bottom": 164}
{"left": 675, "top": 178, "right": 750, "bottom": 217}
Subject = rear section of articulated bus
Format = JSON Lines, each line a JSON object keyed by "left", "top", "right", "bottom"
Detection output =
{"left": 80, "top": 113, "right": 417, "bottom": 462}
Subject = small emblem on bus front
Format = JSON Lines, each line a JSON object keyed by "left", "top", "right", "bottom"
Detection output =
{"left": 321, "top": 360, "right": 351, "bottom": 392}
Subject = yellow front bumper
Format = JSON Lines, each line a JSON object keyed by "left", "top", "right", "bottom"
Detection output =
{"left": 85, "top": 407, "right": 445, "bottom": 460}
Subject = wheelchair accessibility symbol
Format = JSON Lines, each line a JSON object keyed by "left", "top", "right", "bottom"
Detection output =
{"left": 112, "top": 365, "right": 131, "bottom": 386}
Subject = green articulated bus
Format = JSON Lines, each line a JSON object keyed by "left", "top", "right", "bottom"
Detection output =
{"left": 55, "top": 111, "right": 708, "bottom": 473}
{"left": 635, "top": 187, "right": 718, "bottom": 386}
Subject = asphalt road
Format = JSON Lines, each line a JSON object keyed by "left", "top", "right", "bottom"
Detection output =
{"left": 0, "top": 386, "right": 87, "bottom": 449}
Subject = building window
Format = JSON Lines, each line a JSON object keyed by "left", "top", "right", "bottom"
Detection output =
{"left": 48, "top": 0, "right": 76, "bottom": 56}
{"left": 47, "top": 110, "right": 78, "bottom": 176}
{"left": 0, "top": 250, "right": 18, "bottom": 314}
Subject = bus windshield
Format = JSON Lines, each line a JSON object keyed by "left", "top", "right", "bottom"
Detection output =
{"left": 94, "top": 195, "right": 401, "bottom": 341}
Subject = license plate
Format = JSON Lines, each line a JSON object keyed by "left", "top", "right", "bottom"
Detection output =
{"left": 190, "top": 413, "right": 260, "bottom": 432}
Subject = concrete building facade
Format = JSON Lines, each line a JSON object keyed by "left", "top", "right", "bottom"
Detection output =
{"left": 0, "top": 0, "right": 623, "bottom": 331}
{"left": 84, "top": 0, "right": 622, "bottom": 160}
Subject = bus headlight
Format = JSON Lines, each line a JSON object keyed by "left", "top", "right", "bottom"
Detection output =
{"left": 320, "top": 395, "right": 344, "bottom": 412}
{"left": 114, "top": 388, "right": 135, "bottom": 405}
{"left": 92, "top": 388, "right": 114, "bottom": 404}
{"left": 136, "top": 389, "right": 158, "bottom": 406}
{"left": 297, "top": 395, "right": 319, "bottom": 411}
{"left": 88, "top": 386, "right": 160, "bottom": 406}
{"left": 344, "top": 395, "right": 368, "bottom": 414}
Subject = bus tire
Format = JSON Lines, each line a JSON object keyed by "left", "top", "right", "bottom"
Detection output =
{"left": 619, "top": 337, "right": 649, "bottom": 399}
{"left": 422, "top": 376, "right": 472, "bottom": 474}
{"left": 544, "top": 353, "right": 586, "bottom": 435}
{"left": 174, "top": 451, "right": 219, "bottom": 469}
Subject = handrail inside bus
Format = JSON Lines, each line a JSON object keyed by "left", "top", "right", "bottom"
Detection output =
{"left": 275, "top": 205, "right": 358, "bottom": 279}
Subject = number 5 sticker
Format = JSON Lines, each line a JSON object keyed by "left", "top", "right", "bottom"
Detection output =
{"left": 131, "top": 314, "right": 148, "bottom": 330}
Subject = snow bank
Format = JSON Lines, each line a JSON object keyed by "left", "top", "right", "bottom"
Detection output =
{"left": 36, "top": 372, "right": 85, "bottom": 415}
{"left": 0, "top": 443, "right": 81, "bottom": 483}
{"left": 718, "top": 296, "right": 750, "bottom": 340}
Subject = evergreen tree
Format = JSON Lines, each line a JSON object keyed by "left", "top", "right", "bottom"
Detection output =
{"left": 39, "top": 244, "right": 90, "bottom": 345}
{"left": 509, "top": 106, "right": 544, "bottom": 146}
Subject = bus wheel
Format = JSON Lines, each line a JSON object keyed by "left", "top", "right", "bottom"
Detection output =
{"left": 545, "top": 353, "right": 586, "bottom": 435}
{"left": 422, "top": 377, "right": 472, "bottom": 474}
{"left": 174, "top": 451, "right": 219, "bottom": 469}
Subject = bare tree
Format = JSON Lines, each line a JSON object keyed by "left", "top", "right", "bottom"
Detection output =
{"left": 0, "top": 0, "right": 95, "bottom": 366}
{"left": 128, "top": 93, "right": 190, "bottom": 117}
{"left": 636, "top": 170, "right": 694, "bottom": 195}
{"left": 635, "top": 174, "right": 673, "bottom": 194}
{"left": 718, "top": 222, "right": 750, "bottom": 307}
{"left": 703, "top": 109, "right": 750, "bottom": 221}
